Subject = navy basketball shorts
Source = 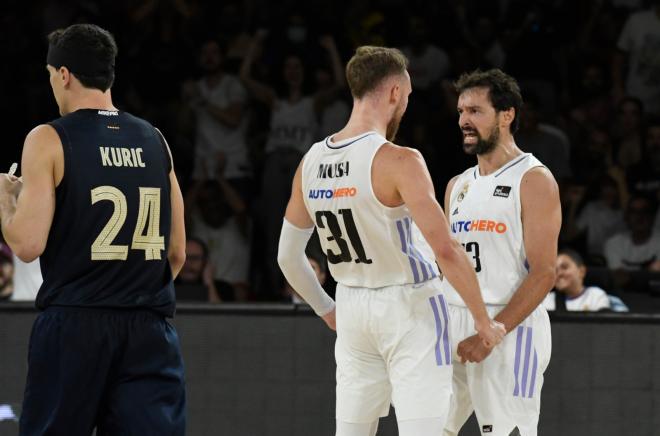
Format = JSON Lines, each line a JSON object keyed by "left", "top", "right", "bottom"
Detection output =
{"left": 19, "top": 306, "right": 186, "bottom": 436}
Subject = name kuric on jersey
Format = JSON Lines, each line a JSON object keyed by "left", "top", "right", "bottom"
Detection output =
{"left": 308, "top": 187, "right": 357, "bottom": 199}
{"left": 318, "top": 161, "right": 350, "bottom": 178}
{"left": 451, "top": 219, "right": 507, "bottom": 234}
{"left": 99, "top": 146, "right": 146, "bottom": 168}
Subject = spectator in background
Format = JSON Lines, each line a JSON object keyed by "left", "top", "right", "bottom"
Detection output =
{"left": 240, "top": 30, "right": 343, "bottom": 295}
{"left": 401, "top": 15, "right": 451, "bottom": 93}
{"left": 628, "top": 117, "right": 660, "bottom": 206}
{"left": 613, "top": 1, "right": 660, "bottom": 116}
{"left": 612, "top": 97, "right": 644, "bottom": 169}
{"left": 183, "top": 39, "right": 252, "bottom": 199}
{"left": 175, "top": 238, "right": 221, "bottom": 303}
{"left": 0, "top": 244, "right": 13, "bottom": 301}
{"left": 604, "top": 194, "right": 660, "bottom": 280}
{"left": 562, "top": 175, "right": 626, "bottom": 261}
{"left": 185, "top": 154, "right": 251, "bottom": 301}
{"left": 516, "top": 94, "right": 572, "bottom": 182}
{"left": 544, "top": 249, "right": 613, "bottom": 311}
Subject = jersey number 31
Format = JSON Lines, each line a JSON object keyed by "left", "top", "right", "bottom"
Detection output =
{"left": 90, "top": 186, "right": 165, "bottom": 261}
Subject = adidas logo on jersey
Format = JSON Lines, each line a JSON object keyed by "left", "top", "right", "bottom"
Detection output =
{"left": 482, "top": 425, "right": 493, "bottom": 433}
{"left": 451, "top": 219, "right": 507, "bottom": 234}
{"left": 452, "top": 208, "right": 459, "bottom": 216}
{"left": 493, "top": 185, "right": 511, "bottom": 198}
{"left": 318, "top": 161, "right": 350, "bottom": 178}
{"left": 308, "top": 187, "right": 357, "bottom": 199}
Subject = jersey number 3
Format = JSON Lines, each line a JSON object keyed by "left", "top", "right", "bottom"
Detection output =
{"left": 90, "top": 186, "right": 165, "bottom": 261}
{"left": 315, "top": 209, "right": 372, "bottom": 265}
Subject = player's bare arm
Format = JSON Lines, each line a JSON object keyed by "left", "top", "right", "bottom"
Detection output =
{"left": 377, "top": 143, "right": 505, "bottom": 347}
{"left": 493, "top": 166, "right": 561, "bottom": 332}
{"left": 0, "top": 124, "right": 61, "bottom": 262}
{"left": 279, "top": 159, "right": 335, "bottom": 330}
{"left": 167, "top": 158, "right": 186, "bottom": 278}
{"left": 455, "top": 167, "right": 560, "bottom": 363}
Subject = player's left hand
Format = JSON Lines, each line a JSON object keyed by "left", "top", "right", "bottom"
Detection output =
{"left": 457, "top": 334, "right": 493, "bottom": 364}
{"left": 0, "top": 173, "right": 22, "bottom": 199}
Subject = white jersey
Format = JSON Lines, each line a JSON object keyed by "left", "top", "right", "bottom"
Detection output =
{"left": 441, "top": 153, "right": 545, "bottom": 306}
{"left": 302, "top": 131, "right": 439, "bottom": 288}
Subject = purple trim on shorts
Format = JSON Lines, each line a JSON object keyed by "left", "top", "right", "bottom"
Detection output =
{"left": 513, "top": 326, "right": 523, "bottom": 397}
{"left": 429, "top": 296, "right": 445, "bottom": 366}
{"left": 396, "top": 220, "right": 420, "bottom": 283}
{"left": 520, "top": 327, "right": 533, "bottom": 397}
{"left": 439, "top": 295, "right": 451, "bottom": 365}
{"left": 528, "top": 349, "right": 538, "bottom": 398}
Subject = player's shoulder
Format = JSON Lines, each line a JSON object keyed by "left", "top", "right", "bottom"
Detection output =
{"left": 521, "top": 165, "right": 558, "bottom": 192}
{"left": 25, "top": 124, "right": 62, "bottom": 147}
{"left": 377, "top": 142, "right": 423, "bottom": 163}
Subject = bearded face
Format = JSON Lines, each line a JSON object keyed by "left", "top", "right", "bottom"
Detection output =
{"left": 462, "top": 121, "right": 500, "bottom": 155}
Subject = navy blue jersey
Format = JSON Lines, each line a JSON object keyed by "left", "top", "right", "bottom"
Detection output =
{"left": 37, "top": 109, "right": 175, "bottom": 316}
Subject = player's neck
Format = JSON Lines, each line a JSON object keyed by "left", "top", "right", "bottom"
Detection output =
{"left": 476, "top": 137, "right": 523, "bottom": 176}
{"left": 332, "top": 103, "right": 388, "bottom": 141}
{"left": 65, "top": 90, "right": 116, "bottom": 114}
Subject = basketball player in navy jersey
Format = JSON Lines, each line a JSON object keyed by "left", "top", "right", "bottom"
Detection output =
{"left": 441, "top": 69, "right": 561, "bottom": 436}
{"left": 0, "top": 24, "right": 186, "bottom": 435}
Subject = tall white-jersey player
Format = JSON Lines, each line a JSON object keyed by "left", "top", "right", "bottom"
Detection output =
{"left": 441, "top": 69, "right": 561, "bottom": 436}
{"left": 277, "top": 47, "right": 505, "bottom": 436}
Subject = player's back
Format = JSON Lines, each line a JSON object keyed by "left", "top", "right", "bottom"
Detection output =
{"left": 38, "top": 109, "right": 174, "bottom": 316}
{"left": 302, "top": 131, "right": 438, "bottom": 288}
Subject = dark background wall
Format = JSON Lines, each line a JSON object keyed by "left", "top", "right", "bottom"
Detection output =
{"left": 1, "top": 304, "right": 659, "bottom": 436}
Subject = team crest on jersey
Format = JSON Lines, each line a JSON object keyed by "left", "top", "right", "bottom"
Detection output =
{"left": 493, "top": 185, "right": 511, "bottom": 198}
{"left": 457, "top": 183, "right": 470, "bottom": 202}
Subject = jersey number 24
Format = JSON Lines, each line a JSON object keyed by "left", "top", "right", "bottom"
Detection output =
{"left": 90, "top": 186, "right": 165, "bottom": 261}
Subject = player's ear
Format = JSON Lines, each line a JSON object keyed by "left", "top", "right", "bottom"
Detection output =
{"left": 501, "top": 107, "right": 515, "bottom": 128}
{"left": 389, "top": 82, "right": 400, "bottom": 105}
{"left": 60, "top": 67, "right": 72, "bottom": 88}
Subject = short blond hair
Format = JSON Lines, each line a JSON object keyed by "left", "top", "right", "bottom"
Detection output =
{"left": 346, "top": 46, "right": 408, "bottom": 99}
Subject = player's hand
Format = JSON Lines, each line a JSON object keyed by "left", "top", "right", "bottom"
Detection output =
{"left": 474, "top": 318, "right": 506, "bottom": 348}
{"left": 457, "top": 334, "right": 492, "bottom": 363}
{"left": 321, "top": 308, "right": 336, "bottom": 331}
{"left": 0, "top": 173, "right": 22, "bottom": 199}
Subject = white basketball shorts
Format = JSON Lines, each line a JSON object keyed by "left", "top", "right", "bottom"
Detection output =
{"left": 444, "top": 304, "right": 552, "bottom": 436}
{"left": 335, "top": 278, "right": 453, "bottom": 423}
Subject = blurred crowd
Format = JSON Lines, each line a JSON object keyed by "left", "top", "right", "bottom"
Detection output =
{"left": 1, "top": 0, "right": 659, "bottom": 310}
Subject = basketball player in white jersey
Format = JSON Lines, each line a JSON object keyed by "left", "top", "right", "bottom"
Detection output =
{"left": 277, "top": 47, "right": 506, "bottom": 436}
{"left": 441, "top": 69, "right": 562, "bottom": 436}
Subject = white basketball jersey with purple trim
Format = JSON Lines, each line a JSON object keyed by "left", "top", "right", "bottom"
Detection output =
{"left": 440, "top": 153, "right": 545, "bottom": 306}
{"left": 302, "top": 131, "right": 439, "bottom": 288}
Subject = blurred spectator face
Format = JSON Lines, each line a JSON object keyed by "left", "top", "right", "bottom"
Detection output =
{"left": 315, "top": 68, "right": 332, "bottom": 90}
{"left": 180, "top": 240, "right": 206, "bottom": 282}
{"left": 308, "top": 257, "right": 327, "bottom": 285}
{"left": 600, "top": 182, "right": 619, "bottom": 208}
{"left": 199, "top": 41, "right": 223, "bottom": 73}
{"left": 198, "top": 183, "right": 231, "bottom": 228}
{"left": 626, "top": 197, "right": 654, "bottom": 234}
{"left": 555, "top": 254, "right": 585, "bottom": 293}
{"left": 458, "top": 87, "right": 501, "bottom": 155}
{"left": 286, "top": 13, "right": 308, "bottom": 44}
{"left": 586, "top": 129, "right": 612, "bottom": 162}
{"left": 408, "top": 16, "right": 428, "bottom": 48}
{"left": 519, "top": 100, "right": 539, "bottom": 131}
{"left": 283, "top": 55, "right": 304, "bottom": 88}
{"left": 618, "top": 98, "right": 642, "bottom": 134}
{"left": 581, "top": 64, "right": 607, "bottom": 98}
